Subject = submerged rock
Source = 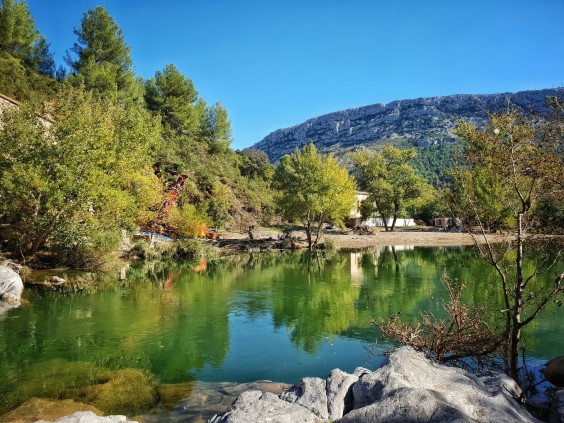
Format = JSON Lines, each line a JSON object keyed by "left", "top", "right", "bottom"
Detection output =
{"left": 0, "top": 397, "right": 102, "bottom": 423}
{"left": 542, "top": 356, "right": 564, "bottom": 388}
{"left": 36, "top": 411, "right": 137, "bottom": 422}
{"left": 210, "top": 347, "right": 540, "bottom": 423}
{"left": 0, "top": 265, "right": 23, "bottom": 306}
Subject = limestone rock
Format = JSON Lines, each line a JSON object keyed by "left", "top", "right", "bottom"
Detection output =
{"left": 326, "top": 369, "right": 358, "bottom": 420}
{"left": 349, "top": 347, "right": 538, "bottom": 423}
{"left": 542, "top": 356, "right": 564, "bottom": 387}
{"left": 35, "top": 411, "right": 137, "bottom": 422}
{"left": 250, "top": 88, "right": 564, "bottom": 162}
{"left": 0, "top": 265, "right": 23, "bottom": 305}
{"left": 280, "top": 377, "right": 328, "bottom": 419}
{"left": 339, "top": 387, "right": 469, "bottom": 423}
{"left": 208, "top": 390, "right": 319, "bottom": 423}
{"left": 209, "top": 347, "right": 540, "bottom": 423}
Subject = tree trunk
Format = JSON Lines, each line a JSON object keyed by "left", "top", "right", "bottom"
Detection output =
{"left": 390, "top": 214, "right": 398, "bottom": 232}
{"left": 23, "top": 211, "right": 62, "bottom": 261}
{"left": 314, "top": 215, "right": 324, "bottom": 247}
{"left": 305, "top": 210, "right": 313, "bottom": 250}
{"left": 509, "top": 212, "right": 525, "bottom": 381}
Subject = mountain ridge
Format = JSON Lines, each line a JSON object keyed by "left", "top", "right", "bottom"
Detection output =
{"left": 250, "top": 88, "right": 564, "bottom": 163}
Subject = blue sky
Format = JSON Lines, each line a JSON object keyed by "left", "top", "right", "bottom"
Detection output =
{"left": 26, "top": 0, "right": 564, "bottom": 149}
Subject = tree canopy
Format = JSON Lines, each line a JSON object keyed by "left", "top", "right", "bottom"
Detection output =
{"left": 274, "top": 143, "right": 356, "bottom": 248}
{"left": 0, "top": 87, "right": 161, "bottom": 266}
{"left": 66, "top": 6, "right": 138, "bottom": 102}
{"left": 351, "top": 145, "right": 432, "bottom": 231}
{"left": 446, "top": 103, "right": 564, "bottom": 383}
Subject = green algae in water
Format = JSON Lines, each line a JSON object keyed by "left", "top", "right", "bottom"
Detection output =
{"left": 0, "top": 359, "right": 157, "bottom": 416}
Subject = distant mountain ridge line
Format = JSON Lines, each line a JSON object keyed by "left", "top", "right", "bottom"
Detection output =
{"left": 250, "top": 87, "right": 564, "bottom": 162}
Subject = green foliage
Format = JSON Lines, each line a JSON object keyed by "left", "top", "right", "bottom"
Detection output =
{"left": 169, "top": 203, "right": 209, "bottom": 238}
{"left": 0, "top": 86, "right": 161, "bottom": 266}
{"left": 206, "top": 181, "right": 231, "bottom": 228}
{"left": 0, "top": 0, "right": 38, "bottom": 62}
{"left": 359, "top": 197, "right": 377, "bottom": 221}
{"left": 144, "top": 63, "right": 200, "bottom": 134}
{"left": 168, "top": 239, "right": 218, "bottom": 260}
{"left": 409, "top": 143, "right": 463, "bottom": 184}
{"left": 0, "top": 3, "right": 277, "bottom": 267}
{"left": 274, "top": 143, "right": 356, "bottom": 248}
{"left": 237, "top": 149, "right": 274, "bottom": 180}
{"left": 446, "top": 105, "right": 564, "bottom": 383}
{"left": 66, "top": 6, "right": 138, "bottom": 103}
{"left": 351, "top": 145, "right": 433, "bottom": 231}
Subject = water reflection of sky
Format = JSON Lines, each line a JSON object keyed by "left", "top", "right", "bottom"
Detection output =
{"left": 197, "top": 312, "right": 378, "bottom": 384}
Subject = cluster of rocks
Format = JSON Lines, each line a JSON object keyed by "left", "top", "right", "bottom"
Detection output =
{"left": 251, "top": 88, "right": 563, "bottom": 162}
{"left": 210, "top": 347, "right": 541, "bottom": 423}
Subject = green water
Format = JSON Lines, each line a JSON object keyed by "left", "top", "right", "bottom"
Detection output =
{"left": 0, "top": 246, "right": 562, "bottom": 412}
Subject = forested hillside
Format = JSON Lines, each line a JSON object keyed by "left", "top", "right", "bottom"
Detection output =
{"left": 0, "top": 1, "right": 274, "bottom": 267}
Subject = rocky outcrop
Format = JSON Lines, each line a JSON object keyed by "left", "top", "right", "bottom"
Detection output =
{"left": 251, "top": 88, "right": 564, "bottom": 162}
{"left": 209, "top": 347, "right": 540, "bottom": 423}
{"left": 0, "top": 265, "right": 23, "bottom": 310}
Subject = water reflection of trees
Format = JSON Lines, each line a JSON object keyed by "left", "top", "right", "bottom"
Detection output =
{"left": 1, "top": 246, "right": 560, "bottom": 400}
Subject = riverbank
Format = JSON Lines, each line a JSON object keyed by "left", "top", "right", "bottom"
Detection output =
{"left": 215, "top": 226, "right": 509, "bottom": 252}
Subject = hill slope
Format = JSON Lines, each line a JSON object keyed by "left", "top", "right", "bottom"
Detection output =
{"left": 251, "top": 88, "right": 564, "bottom": 163}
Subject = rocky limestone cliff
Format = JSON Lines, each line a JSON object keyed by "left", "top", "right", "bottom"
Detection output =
{"left": 251, "top": 88, "right": 564, "bottom": 162}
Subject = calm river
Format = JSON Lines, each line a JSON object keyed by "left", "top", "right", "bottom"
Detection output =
{"left": 0, "top": 246, "right": 562, "bottom": 413}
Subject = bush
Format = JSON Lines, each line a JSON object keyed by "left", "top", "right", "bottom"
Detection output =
{"left": 168, "top": 239, "right": 218, "bottom": 260}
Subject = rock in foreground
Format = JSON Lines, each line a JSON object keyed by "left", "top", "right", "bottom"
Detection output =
{"left": 210, "top": 347, "right": 540, "bottom": 423}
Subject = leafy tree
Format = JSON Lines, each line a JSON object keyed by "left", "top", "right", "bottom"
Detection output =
{"left": 66, "top": 6, "right": 138, "bottom": 102}
{"left": 273, "top": 144, "right": 356, "bottom": 249}
{"left": 447, "top": 103, "right": 564, "bottom": 383}
{"left": 0, "top": 0, "right": 37, "bottom": 62}
{"left": 237, "top": 149, "right": 274, "bottom": 180}
{"left": 0, "top": 86, "right": 161, "bottom": 267}
{"left": 29, "top": 35, "right": 55, "bottom": 77}
{"left": 351, "top": 146, "right": 432, "bottom": 231}
{"left": 144, "top": 64, "right": 201, "bottom": 134}
{"left": 202, "top": 101, "right": 232, "bottom": 153}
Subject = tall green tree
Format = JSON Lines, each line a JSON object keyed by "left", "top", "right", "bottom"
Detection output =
{"left": 447, "top": 103, "right": 564, "bottom": 383}
{"left": 0, "top": 0, "right": 37, "bottom": 61}
{"left": 0, "top": 86, "right": 161, "bottom": 267}
{"left": 29, "top": 35, "right": 55, "bottom": 77}
{"left": 202, "top": 101, "right": 232, "bottom": 153}
{"left": 144, "top": 63, "right": 202, "bottom": 134}
{"left": 66, "top": 6, "right": 138, "bottom": 102}
{"left": 351, "top": 146, "right": 431, "bottom": 231}
{"left": 274, "top": 144, "right": 356, "bottom": 249}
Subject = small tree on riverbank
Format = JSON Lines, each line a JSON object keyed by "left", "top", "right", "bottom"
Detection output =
{"left": 447, "top": 102, "right": 564, "bottom": 383}
{"left": 273, "top": 144, "right": 356, "bottom": 249}
{"left": 350, "top": 146, "right": 432, "bottom": 231}
{"left": 380, "top": 101, "right": 564, "bottom": 389}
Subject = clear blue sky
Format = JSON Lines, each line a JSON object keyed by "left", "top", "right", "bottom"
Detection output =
{"left": 26, "top": 0, "right": 564, "bottom": 149}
